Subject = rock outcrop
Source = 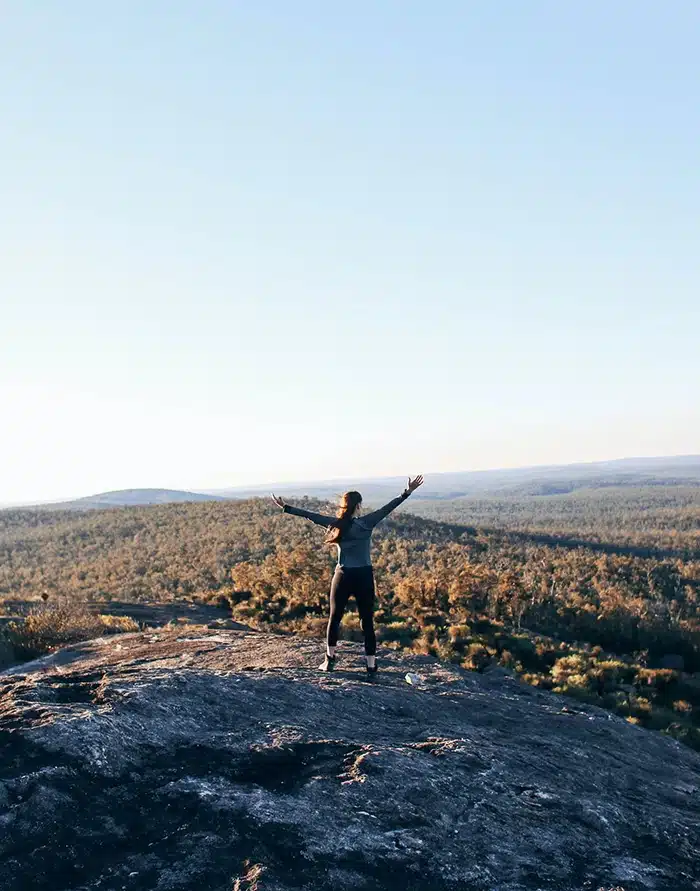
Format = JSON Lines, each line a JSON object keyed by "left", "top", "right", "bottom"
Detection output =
{"left": 1, "top": 628, "right": 699, "bottom": 891}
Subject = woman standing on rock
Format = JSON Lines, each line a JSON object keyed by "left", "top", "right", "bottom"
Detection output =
{"left": 271, "top": 476, "right": 424, "bottom": 675}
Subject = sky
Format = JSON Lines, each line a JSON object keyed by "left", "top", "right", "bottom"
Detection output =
{"left": 1, "top": 1, "right": 699, "bottom": 504}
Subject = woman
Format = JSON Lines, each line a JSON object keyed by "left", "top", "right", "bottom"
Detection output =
{"left": 271, "top": 475, "right": 424, "bottom": 674}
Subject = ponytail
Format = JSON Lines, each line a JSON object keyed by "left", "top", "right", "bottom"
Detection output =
{"left": 325, "top": 490, "right": 362, "bottom": 545}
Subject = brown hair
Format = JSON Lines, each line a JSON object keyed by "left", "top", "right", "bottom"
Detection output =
{"left": 325, "top": 490, "right": 362, "bottom": 544}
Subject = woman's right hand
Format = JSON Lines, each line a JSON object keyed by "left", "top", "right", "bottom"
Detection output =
{"left": 271, "top": 493, "right": 287, "bottom": 509}
{"left": 407, "top": 475, "right": 424, "bottom": 493}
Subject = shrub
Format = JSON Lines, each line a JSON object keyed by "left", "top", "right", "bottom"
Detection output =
{"left": 673, "top": 699, "right": 694, "bottom": 716}
{"left": 99, "top": 614, "right": 140, "bottom": 632}
{"left": 565, "top": 672, "right": 589, "bottom": 688}
{"left": 551, "top": 654, "right": 589, "bottom": 682}
{"left": 341, "top": 612, "right": 365, "bottom": 643}
{"left": 630, "top": 696, "right": 652, "bottom": 717}
{"left": 636, "top": 668, "right": 678, "bottom": 693}
{"left": 379, "top": 622, "right": 420, "bottom": 645}
{"left": 595, "top": 659, "right": 632, "bottom": 679}
{"left": 447, "top": 623, "right": 472, "bottom": 645}
{"left": 6, "top": 602, "right": 140, "bottom": 660}
{"left": 560, "top": 683, "right": 597, "bottom": 704}
{"left": 499, "top": 649, "right": 516, "bottom": 668}
{"left": 521, "top": 673, "right": 545, "bottom": 688}
{"left": 507, "top": 635, "right": 537, "bottom": 666}
{"left": 434, "top": 639, "right": 460, "bottom": 663}
{"left": 462, "top": 643, "right": 492, "bottom": 672}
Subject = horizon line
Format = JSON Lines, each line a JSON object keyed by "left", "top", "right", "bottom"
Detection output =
{"left": 2, "top": 452, "right": 699, "bottom": 509}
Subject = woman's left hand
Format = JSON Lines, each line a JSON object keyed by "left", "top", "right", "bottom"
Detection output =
{"left": 271, "top": 493, "right": 287, "bottom": 509}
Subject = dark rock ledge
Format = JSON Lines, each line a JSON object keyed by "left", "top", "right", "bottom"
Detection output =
{"left": 1, "top": 628, "right": 699, "bottom": 891}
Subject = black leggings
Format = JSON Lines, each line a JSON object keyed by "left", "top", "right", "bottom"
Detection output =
{"left": 327, "top": 565, "right": 376, "bottom": 656}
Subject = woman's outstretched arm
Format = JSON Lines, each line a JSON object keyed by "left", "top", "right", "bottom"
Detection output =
{"left": 361, "top": 475, "right": 424, "bottom": 529}
{"left": 271, "top": 494, "right": 340, "bottom": 528}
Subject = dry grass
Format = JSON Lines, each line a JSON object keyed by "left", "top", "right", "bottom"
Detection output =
{"left": 3, "top": 601, "right": 140, "bottom": 662}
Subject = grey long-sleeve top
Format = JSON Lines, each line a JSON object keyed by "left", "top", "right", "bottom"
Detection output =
{"left": 282, "top": 492, "right": 411, "bottom": 568}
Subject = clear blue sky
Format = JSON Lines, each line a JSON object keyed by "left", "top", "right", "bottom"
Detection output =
{"left": 2, "top": 1, "right": 698, "bottom": 503}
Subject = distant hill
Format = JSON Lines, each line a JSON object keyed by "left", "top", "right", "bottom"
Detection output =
{"left": 208, "top": 455, "right": 700, "bottom": 501}
{"left": 7, "top": 455, "right": 700, "bottom": 510}
{"left": 34, "top": 489, "right": 230, "bottom": 511}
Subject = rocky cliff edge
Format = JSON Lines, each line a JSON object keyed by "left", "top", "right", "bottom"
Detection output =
{"left": 1, "top": 628, "right": 699, "bottom": 891}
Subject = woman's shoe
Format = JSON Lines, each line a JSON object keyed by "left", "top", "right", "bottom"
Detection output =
{"left": 366, "top": 661, "right": 378, "bottom": 676}
{"left": 319, "top": 653, "right": 336, "bottom": 672}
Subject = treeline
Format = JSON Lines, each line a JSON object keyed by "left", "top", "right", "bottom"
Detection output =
{"left": 2, "top": 496, "right": 699, "bottom": 661}
{"left": 1, "top": 493, "right": 699, "bottom": 749}
{"left": 413, "top": 486, "right": 700, "bottom": 553}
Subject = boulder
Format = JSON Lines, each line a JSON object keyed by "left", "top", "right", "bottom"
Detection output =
{"left": 1, "top": 628, "right": 699, "bottom": 891}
